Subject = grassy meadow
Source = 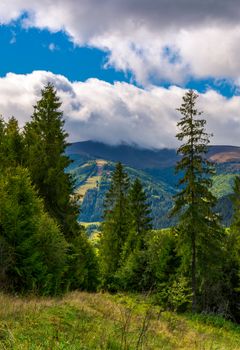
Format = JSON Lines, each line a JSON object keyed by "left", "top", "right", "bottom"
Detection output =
{"left": 0, "top": 292, "right": 240, "bottom": 350}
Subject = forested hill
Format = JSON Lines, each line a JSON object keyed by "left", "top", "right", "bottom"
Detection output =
{"left": 67, "top": 141, "right": 240, "bottom": 228}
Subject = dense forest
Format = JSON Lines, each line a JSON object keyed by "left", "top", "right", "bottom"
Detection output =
{"left": 1, "top": 85, "right": 240, "bottom": 323}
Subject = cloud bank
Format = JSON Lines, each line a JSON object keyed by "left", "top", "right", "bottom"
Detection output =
{"left": 1, "top": 1, "right": 240, "bottom": 85}
{"left": 0, "top": 71, "right": 240, "bottom": 148}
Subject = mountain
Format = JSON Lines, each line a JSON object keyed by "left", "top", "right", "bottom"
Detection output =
{"left": 67, "top": 141, "right": 240, "bottom": 228}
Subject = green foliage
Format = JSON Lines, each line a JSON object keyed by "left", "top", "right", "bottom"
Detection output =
{"left": 4, "top": 117, "right": 24, "bottom": 167}
{"left": 146, "top": 229, "right": 179, "bottom": 286}
{"left": 0, "top": 117, "right": 24, "bottom": 170}
{"left": 24, "top": 83, "right": 79, "bottom": 238}
{"left": 0, "top": 167, "right": 67, "bottom": 294}
{"left": 225, "top": 177, "right": 240, "bottom": 321}
{"left": 172, "top": 90, "right": 223, "bottom": 312}
{"left": 127, "top": 178, "right": 152, "bottom": 251}
{"left": 115, "top": 250, "right": 148, "bottom": 291}
{"left": 157, "top": 276, "right": 192, "bottom": 312}
{"left": 212, "top": 173, "right": 236, "bottom": 198}
{"left": 66, "top": 232, "right": 99, "bottom": 292}
{"left": 116, "top": 178, "right": 152, "bottom": 291}
{"left": 99, "top": 162, "right": 130, "bottom": 288}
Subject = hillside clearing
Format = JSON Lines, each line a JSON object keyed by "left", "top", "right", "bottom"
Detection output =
{"left": 0, "top": 292, "right": 240, "bottom": 349}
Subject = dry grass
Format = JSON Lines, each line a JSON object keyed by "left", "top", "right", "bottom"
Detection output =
{"left": 76, "top": 175, "right": 101, "bottom": 199}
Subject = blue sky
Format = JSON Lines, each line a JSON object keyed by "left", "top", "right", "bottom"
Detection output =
{"left": 0, "top": 21, "right": 237, "bottom": 98}
{"left": 0, "top": 0, "right": 240, "bottom": 148}
{"left": 0, "top": 23, "right": 128, "bottom": 83}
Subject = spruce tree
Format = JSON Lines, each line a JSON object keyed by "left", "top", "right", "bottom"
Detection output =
{"left": 99, "top": 162, "right": 130, "bottom": 288}
{"left": 226, "top": 176, "right": 240, "bottom": 320}
{"left": 116, "top": 178, "right": 152, "bottom": 291}
{"left": 4, "top": 117, "right": 24, "bottom": 167}
{"left": 24, "top": 83, "right": 79, "bottom": 238}
{"left": 0, "top": 116, "right": 5, "bottom": 170}
{"left": 172, "top": 90, "right": 223, "bottom": 312}
{"left": 0, "top": 167, "right": 67, "bottom": 294}
{"left": 124, "top": 178, "right": 152, "bottom": 254}
{"left": 24, "top": 83, "right": 99, "bottom": 291}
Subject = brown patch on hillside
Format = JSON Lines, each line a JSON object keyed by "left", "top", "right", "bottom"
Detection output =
{"left": 209, "top": 151, "right": 240, "bottom": 163}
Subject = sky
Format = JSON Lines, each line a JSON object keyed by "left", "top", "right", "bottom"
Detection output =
{"left": 1, "top": 0, "right": 240, "bottom": 148}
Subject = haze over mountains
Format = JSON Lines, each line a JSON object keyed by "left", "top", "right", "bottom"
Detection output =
{"left": 67, "top": 141, "right": 240, "bottom": 228}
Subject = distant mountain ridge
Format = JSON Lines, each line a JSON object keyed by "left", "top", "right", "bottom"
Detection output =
{"left": 67, "top": 141, "right": 240, "bottom": 169}
{"left": 66, "top": 141, "right": 240, "bottom": 228}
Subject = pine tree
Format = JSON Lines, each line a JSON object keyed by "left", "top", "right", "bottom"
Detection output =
{"left": 172, "top": 90, "right": 223, "bottom": 312}
{"left": 99, "top": 162, "right": 130, "bottom": 288}
{"left": 24, "top": 83, "right": 79, "bottom": 238}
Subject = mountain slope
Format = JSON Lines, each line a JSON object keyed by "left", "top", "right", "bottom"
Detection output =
{"left": 67, "top": 141, "right": 240, "bottom": 228}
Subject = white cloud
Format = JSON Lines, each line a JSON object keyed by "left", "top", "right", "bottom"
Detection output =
{"left": 1, "top": 1, "right": 240, "bottom": 84}
{"left": 0, "top": 71, "right": 240, "bottom": 148}
{"left": 48, "top": 43, "right": 58, "bottom": 52}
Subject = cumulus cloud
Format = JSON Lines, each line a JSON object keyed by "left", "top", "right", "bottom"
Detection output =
{"left": 0, "top": 71, "right": 240, "bottom": 148}
{"left": 1, "top": 1, "right": 240, "bottom": 85}
{"left": 2, "top": 0, "right": 240, "bottom": 85}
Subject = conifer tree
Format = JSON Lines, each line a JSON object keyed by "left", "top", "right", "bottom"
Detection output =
{"left": 226, "top": 176, "right": 240, "bottom": 320}
{"left": 0, "top": 116, "right": 5, "bottom": 170}
{"left": 125, "top": 178, "right": 152, "bottom": 253}
{"left": 24, "top": 83, "right": 79, "bottom": 238}
{"left": 116, "top": 178, "right": 152, "bottom": 291}
{"left": 0, "top": 167, "right": 67, "bottom": 294}
{"left": 99, "top": 162, "right": 130, "bottom": 288}
{"left": 4, "top": 117, "right": 23, "bottom": 167}
{"left": 24, "top": 83, "right": 99, "bottom": 291}
{"left": 172, "top": 90, "right": 223, "bottom": 312}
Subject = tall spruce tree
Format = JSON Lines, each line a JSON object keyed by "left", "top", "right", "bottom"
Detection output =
{"left": 24, "top": 83, "right": 99, "bottom": 291}
{"left": 172, "top": 90, "right": 223, "bottom": 312}
{"left": 24, "top": 83, "right": 79, "bottom": 238}
{"left": 99, "top": 162, "right": 130, "bottom": 288}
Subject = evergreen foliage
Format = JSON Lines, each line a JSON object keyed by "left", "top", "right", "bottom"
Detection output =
{"left": 127, "top": 178, "right": 152, "bottom": 252}
{"left": 0, "top": 117, "right": 24, "bottom": 170}
{"left": 226, "top": 176, "right": 240, "bottom": 321}
{"left": 172, "top": 90, "right": 223, "bottom": 312}
{"left": 99, "top": 162, "right": 130, "bottom": 288}
{"left": 0, "top": 83, "right": 99, "bottom": 294}
{"left": 116, "top": 178, "right": 152, "bottom": 291}
{"left": 4, "top": 117, "right": 24, "bottom": 167}
{"left": 0, "top": 167, "right": 67, "bottom": 294}
{"left": 24, "top": 83, "right": 79, "bottom": 238}
{"left": 0, "top": 116, "right": 5, "bottom": 168}
{"left": 0, "top": 83, "right": 240, "bottom": 324}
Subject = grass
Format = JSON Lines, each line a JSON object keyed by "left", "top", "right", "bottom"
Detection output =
{"left": 76, "top": 175, "right": 101, "bottom": 200}
{"left": 76, "top": 159, "right": 107, "bottom": 201}
{"left": 0, "top": 292, "right": 240, "bottom": 349}
{"left": 80, "top": 221, "right": 101, "bottom": 227}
